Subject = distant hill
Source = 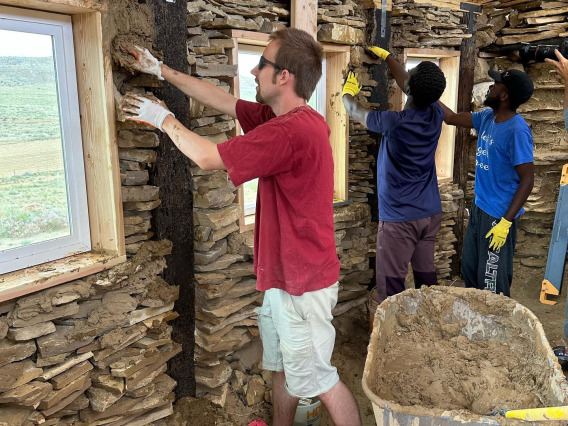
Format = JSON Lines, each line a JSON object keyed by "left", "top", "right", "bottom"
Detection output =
{"left": 0, "top": 56, "right": 61, "bottom": 144}
{"left": 0, "top": 56, "right": 56, "bottom": 86}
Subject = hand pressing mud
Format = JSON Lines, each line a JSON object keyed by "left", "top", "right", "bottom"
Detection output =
{"left": 119, "top": 44, "right": 164, "bottom": 80}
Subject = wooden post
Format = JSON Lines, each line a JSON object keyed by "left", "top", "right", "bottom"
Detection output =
{"left": 291, "top": 0, "right": 317, "bottom": 38}
{"left": 149, "top": 0, "right": 195, "bottom": 398}
{"left": 452, "top": 22, "right": 477, "bottom": 276}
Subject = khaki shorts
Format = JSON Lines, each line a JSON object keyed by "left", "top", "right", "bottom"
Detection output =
{"left": 256, "top": 283, "right": 340, "bottom": 398}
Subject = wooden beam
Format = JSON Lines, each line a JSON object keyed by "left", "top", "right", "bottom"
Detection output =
{"left": 326, "top": 51, "right": 350, "bottom": 201}
{"left": 0, "top": 253, "right": 125, "bottom": 303}
{"left": 438, "top": 55, "right": 460, "bottom": 180}
{"left": 73, "top": 11, "right": 124, "bottom": 255}
{"left": 0, "top": 0, "right": 105, "bottom": 13}
{"left": 226, "top": 36, "right": 256, "bottom": 233}
{"left": 148, "top": 0, "right": 195, "bottom": 399}
{"left": 452, "top": 37, "right": 477, "bottom": 276}
{"left": 291, "top": 0, "right": 317, "bottom": 39}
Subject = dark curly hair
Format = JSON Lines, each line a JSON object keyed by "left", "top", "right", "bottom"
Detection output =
{"left": 408, "top": 61, "right": 446, "bottom": 109}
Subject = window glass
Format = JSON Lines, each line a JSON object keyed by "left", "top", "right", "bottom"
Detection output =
{"left": 0, "top": 8, "right": 90, "bottom": 274}
{"left": 237, "top": 47, "right": 326, "bottom": 217}
{"left": 0, "top": 30, "right": 70, "bottom": 251}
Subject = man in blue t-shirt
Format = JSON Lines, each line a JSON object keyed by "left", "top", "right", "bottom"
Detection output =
{"left": 342, "top": 46, "right": 446, "bottom": 303}
{"left": 440, "top": 69, "right": 534, "bottom": 296}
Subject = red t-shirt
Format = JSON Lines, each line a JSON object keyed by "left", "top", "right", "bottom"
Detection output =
{"left": 217, "top": 100, "right": 339, "bottom": 296}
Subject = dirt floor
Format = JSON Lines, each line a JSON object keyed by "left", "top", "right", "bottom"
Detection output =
{"left": 167, "top": 264, "right": 568, "bottom": 426}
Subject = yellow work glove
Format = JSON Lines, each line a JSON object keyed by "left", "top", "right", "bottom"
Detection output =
{"left": 342, "top": 71, "right": 362, "bottom": 97}
{"left": 485, "top": 217, "right": 512, "bottom": 251}
{"left": 367, "top": 46, "right": 391, "bottom": 61}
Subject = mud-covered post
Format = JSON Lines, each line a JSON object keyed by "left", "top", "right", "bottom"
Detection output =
{"left": 452, "top": 3, "right": 480, "bottom": 276}
{"left": 148, "top": 0, "right": 195, "bottom": 398}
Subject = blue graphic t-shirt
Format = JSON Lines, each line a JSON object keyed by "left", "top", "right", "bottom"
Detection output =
{"left": 367, "top": 103, "right": 444, "bottom": 222}
{"left": 471, "top": 108, "right": 533, "bottom": 219}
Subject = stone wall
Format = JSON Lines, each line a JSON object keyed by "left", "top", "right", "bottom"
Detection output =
{"left": 383, "top": 0, "right": 465, "bottom": 281}
{"left": 0, "top": 242, "right": 180, "bottom": 425}
{"left": 188, "top": 0, "right": 376, "bottom": 407}
{"left": 0, "top": 1, "right": 181, "bottom": 424}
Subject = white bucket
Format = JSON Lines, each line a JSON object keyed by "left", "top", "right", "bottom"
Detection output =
{"left": 293, "top": 397, "right": 322, "bottom": 426}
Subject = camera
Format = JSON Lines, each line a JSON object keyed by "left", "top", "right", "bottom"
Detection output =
{"left": 519, "top": 39, "right": 568, "bottom": 63}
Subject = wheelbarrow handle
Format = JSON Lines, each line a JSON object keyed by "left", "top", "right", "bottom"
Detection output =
{"left": 506, "top": 405, "right": 568, "bottom": 421}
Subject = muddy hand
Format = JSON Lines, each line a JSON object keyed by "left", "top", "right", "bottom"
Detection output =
{"left": 120, "top": 94, "right": 174, "bottom": 131}
{"left": 545, "top": 49, "right": 568, "bottom": 81}
{"left": 127, "top": 45, "right": 164, "bottom": 80}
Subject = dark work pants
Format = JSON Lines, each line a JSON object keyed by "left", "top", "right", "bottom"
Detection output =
{"left": 462, "top": 202, "right": 518, "bottom": 297}
{"left": 376, "top": 213, "right": 442, "bottom": 303}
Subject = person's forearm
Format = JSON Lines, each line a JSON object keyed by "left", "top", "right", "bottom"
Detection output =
{"left": 385, "top": 55, "right": 409, "bottom": 92}
{"left": 564, "top": 82, "right": 568, "bottom": 109}
{"left": 343, "top": 95, "right": 369, "bottom": 127}
{"left": 503, "top": 176, "right": 534, "bottom": 222}
{"left": 161, "top": 65, "right": 238, "bottom": 118}
{"left": 162, "top": 115, "right": 226, "bottom": 170}
{"left": 438, "top": 100, "right": 474, "bottom": 128}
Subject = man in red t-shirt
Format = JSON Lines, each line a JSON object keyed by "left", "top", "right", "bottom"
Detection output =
{"left": 120, "top": 28, "right": 361, "bottom": 426}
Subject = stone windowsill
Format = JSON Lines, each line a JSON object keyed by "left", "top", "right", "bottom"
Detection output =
{"left": 0, "top": 252, "right": 126, "bottom": 303}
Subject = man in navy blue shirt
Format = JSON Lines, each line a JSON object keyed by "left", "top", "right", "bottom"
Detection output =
{"left": 342, "top": 46, "right": 446, "bottom": 304}
{"left": 440, "top": 69, "right": 534, "bottom": 297}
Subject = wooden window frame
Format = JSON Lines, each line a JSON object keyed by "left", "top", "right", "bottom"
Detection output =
{"left": 0, "top": 6, "right": 92, "bottom": 274}
{"left": 225, "top": 30, "right": 350, "bottom": 233}
{"left": 0, "top": 0, "right": 125, "bottom": 302}
{"left": 391, "top": 48, "right": 460, "bottom": 182}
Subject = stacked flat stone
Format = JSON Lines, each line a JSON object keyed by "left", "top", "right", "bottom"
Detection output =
{"left": 318, "top": 0, "right": 366, "bottom": 45}
{"left": 477, "top": 0, "right": 568, "bottom": 48}
{"left": 436, "top": 182, "right": 463, "bottom": 280}
{"left": 117, "top": 129, "right": 161, "bottom": 255}
{"left": 390, "top": 0, "right": 470, "bottom": 49}
{"left": 0, "top": 241, "right": 180, "bottom": 425}
{"left": 188, "top": 0, "right": 289, "bottom": 33}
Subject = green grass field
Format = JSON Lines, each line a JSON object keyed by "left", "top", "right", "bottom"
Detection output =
{"left": 0, "top": 57, "right": 61, "bottom": 146}
{"left": 0, "top": 171, "right": 70, "bottom": 250}
{"left": 0, "top": 56, "right": 70, "bottom": 250}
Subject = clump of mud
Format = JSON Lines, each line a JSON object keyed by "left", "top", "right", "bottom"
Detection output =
{"left": 365, "top": 286, "right": 568, "bottom": 417}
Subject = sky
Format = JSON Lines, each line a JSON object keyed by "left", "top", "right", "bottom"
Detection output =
{"left": 0, "top": 29, "right": 52, "bottom": 57}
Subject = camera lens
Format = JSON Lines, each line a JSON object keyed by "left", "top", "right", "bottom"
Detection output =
{"left": 536, "top": 45, "right": 556, "bottom": 61}
{"left": 520, "top": 44, "right": 559, "bottom": 62}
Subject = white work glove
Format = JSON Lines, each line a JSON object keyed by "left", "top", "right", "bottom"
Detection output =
{"left": 120, "top": 94, "right": 174, "bottom": 131}
{"left": 129, "top": 45, "right": 164, "bottom": 80}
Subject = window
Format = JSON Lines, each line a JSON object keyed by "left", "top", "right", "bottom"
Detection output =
{"left": 392, "top": 48, "right": 460, "bottom": 181}
{"left": 0, "top": 2, "right": 125, "bottom": 301}
{"left": 226, "top": 30, "right": 349, "bottom": 232}
{"left": 0, "top": 7, "right": 90, "bottom": 274}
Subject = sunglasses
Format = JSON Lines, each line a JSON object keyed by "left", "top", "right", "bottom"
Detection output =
{"left": 258, "top": 55, "right": 285, "bottom": 71}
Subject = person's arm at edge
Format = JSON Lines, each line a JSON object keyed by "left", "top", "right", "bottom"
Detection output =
{"left": 438, "top": 100, "right": 474, "bottom": 128}
{"left": 162, "top": 115, "right": 226, "bottom": 171}
{"left": 384, "top": 55, "right": 409, "bottom": 92}
{"left": 343, "top": 95, "right": 371, "bottom": 128}
{"left": 161, "top": 65, "right": 238, "bottom": 119}
{"left": 544, "top": 50, "right": 568, "bottom": 130}
{"left": 502, "top": 162, "right": 534, "bottom": 222}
